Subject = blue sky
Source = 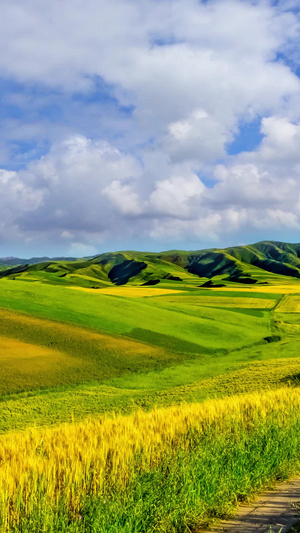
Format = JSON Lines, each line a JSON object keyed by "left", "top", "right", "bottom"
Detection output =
{"left": 1, "top": 0, "right": 300, "bottom": 257}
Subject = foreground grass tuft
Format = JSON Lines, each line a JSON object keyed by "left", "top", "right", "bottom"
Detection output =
{"left": 2, "top": 387, "right": 300, "bottom": 532}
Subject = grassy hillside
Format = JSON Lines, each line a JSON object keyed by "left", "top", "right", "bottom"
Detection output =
{"left": 2, "top": 240, "right": 300, "bottom": 287}
{"left": 0, "top": 273, "right": 299, "bottom": 432}
{"left": 0, "top": 280, "right": 272, "bottom": 355}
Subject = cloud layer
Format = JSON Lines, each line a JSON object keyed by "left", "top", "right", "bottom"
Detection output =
{"left": 1, "top": 0, "right": 300, "bottom": 254}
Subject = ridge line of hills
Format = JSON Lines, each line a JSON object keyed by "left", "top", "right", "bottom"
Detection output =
{"left": 0, "top": 256, "right": 77, "bottom": 266}
{"left": 1, "top": 240, "right": 300, "bottom": 287}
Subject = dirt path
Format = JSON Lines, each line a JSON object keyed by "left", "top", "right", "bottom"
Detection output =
{"left": 204, "top": 477, "right": 300, "bottom": 533}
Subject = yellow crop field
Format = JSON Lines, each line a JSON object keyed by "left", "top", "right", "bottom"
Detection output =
{"left": 158, "top": 295, "right": 275, "bottom": 308}
{"left": 275, "top": 295, "right": 300, "bottom": 312}
{"left": 0, "top": 387, "right": 300, "bottom": 531}
{"left": 0, "top": 308, "right": 175, "bottom": 394}
{"left": 0, "top": 308, "right": 162, "bottom": 357}
{"left": 0, "top": 335, "right": 86, "bottom": 374}
{"left": 213, "top": 283, "right": 300, "bottom": 294}
{"left": 68, "top": 286, "right": 184, "bottom": 297}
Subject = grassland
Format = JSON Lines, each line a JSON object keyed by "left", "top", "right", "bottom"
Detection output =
{"left": 0, "top": 280, "right": 272, "bottom": 353}
{"left": 1, "top": 257, "right": 300, "bottom": 531}
{"left": 1, "top": 388, "right": 300, "bottom": 532}
{"left": 0, "top": 275, "right": 298, "bottom": 431}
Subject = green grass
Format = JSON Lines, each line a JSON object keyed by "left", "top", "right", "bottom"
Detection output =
{"left": 1, "top": 265, "right": 300, "bottom": 531}
{"left": 0, "top": 277, "right": 278, "bottom": 402}
{"left": 0, "top": 280, "right": 272, "bottom": 354}
{"left": 0, "top": 356, "right": 299, "bottom": 434}
{"left": 0, "top": 272, "right": 298, "bottom": 427}
{"left": 0, "top": 308, "right": 181, "bottom": 394}
{"left": 72, "top": 411, "right": 300, "bottom": 533}
{"left": 0, "top": 275, "right": 299, "bottom": 433}
{"left": 1, "top": 329, "right": 300, "bottom": 434}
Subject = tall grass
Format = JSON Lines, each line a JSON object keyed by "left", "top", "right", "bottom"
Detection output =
{"left": 1, "top": 388, "right": 300, "bottom": 532}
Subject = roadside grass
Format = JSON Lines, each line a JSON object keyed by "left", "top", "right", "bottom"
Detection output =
{"left": 2, "top": 388, "right": 300, "bottom": 532}
{"left": 290, "top": 520, "right": 300, "bottom": 532}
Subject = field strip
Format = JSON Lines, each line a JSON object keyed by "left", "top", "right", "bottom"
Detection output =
{"left": 0, "top": 308, "right": 163, "bottom": 356}
{"left": 165, "top": 358, "right": 300, "bottom": 398}
{"left": 0, "top": 334, "right": 80, "bottom": 363}
{"left": 66, "top": 285, "right": 185, "bottom": 297}
{"left": 204, "top": 476, "right": 300, "bottom": 533}
{"left": 210, "top": 285, "right": 300, "bottom": 294}
{"left": 275, "top": 296, "right": 300, "bottom": 313}
{"left": 159, "top": 296, "right": 275, "bottom": 308}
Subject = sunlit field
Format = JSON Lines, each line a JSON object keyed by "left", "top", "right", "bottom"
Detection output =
{"left": 2, "top": 0, "right": 300, "bottom": 523}
{"left": 0, "top": 275, "right": 299, "bottom": 431}
{"left": 1, "top": 267, "right": 300, "bottom": 530}
{"left": 2, "top": 389, "right": 300, "bottom": 532}
{"left": 69, "top": 286, "right": 184, "bottom": 297}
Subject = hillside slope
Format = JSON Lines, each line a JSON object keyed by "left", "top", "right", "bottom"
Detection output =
{"left": 1, "top": 241, "right": 300, "bottom": 287}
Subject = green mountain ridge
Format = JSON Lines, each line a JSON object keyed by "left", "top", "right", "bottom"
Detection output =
{"left": 1, "top": 240, "right": 300, "bottom": 287}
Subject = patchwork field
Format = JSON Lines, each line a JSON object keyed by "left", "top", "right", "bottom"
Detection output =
{"left": 0, "top": 277, "right": 298, "bottom": 427}
{"left": 1, "top": 265, "right": 300, "bottom": 531}
{"left": 69, "top": 286, "right": 185, "bottom": 297}
{"left": 275, "top": 295, "right": 300, "bottom": 312}
{"left": 211, "top": 282, "right": 300, "bottom": 294}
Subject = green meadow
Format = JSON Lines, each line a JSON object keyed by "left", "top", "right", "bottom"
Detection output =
{"left": 1, "top": 246, "right": 300, "bottom": 530}
{"left": 0, "top": 271, "right": 298, "bottom": 432}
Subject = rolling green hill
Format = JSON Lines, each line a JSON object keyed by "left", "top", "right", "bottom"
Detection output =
{"left": 1, "top": 241, "right": 300, "bottom": 287}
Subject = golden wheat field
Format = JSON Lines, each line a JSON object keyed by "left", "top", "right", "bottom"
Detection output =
{"left": 1, "top": 387, "right": 300, "bottom": 531}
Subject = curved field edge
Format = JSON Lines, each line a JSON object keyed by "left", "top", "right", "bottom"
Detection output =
{"left": 0, "top": 309, "right": 180, "bottom": 394}
{"left": 0, "top": 280, "right": 272, "bottom": 353}
{"left": 3, "top": 387, "right": 300, "bottom": 533}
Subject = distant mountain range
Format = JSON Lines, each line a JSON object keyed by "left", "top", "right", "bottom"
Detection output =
{"left": 0, "top": 256, "right": 77, "bottom": 266}
{"left": 1, "top": 241, "right": 300, "bottom": 287}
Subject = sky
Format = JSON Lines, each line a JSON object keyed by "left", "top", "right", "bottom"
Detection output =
{"left": 1, "top": 0, "right": 300, "bottom": 257}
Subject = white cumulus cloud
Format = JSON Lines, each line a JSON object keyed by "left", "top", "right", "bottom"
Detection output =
{"left": 1, "top": 1, "right": 300, "bottom": 253}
